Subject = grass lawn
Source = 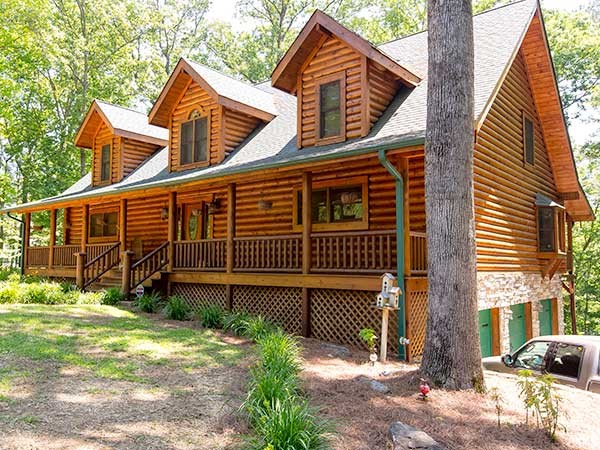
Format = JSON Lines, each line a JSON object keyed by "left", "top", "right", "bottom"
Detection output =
{"left": 0, "top": 304, "right": 252, "bottom": 449}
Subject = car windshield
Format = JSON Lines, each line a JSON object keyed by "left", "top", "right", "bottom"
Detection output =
{"left": 513, "top": 341, "right": 551, "bottom": 371}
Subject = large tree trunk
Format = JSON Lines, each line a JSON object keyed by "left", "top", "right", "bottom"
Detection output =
{"left": 420, "top": 0, "right": 484, "bottom": 390}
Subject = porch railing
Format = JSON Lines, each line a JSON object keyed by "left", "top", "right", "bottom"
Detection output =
{"left": 53, "top": 245, "right": 79, "bottom": 267}
{"left": 26, "top": 247, "right": 50, "bottom": 267}
{"left": 234, "top": 235, "right": 302, "bottom": 272}
{"left": 130, "top": 242, "right": 169, "bottom": 288}
{"left": 174, "top": 239, "right": 226, "bottom": 271}
{"left": 311, "top": 230, "right": 397, "bottom": 273}
{"left": 83, "top": 242, "right": 121, "bottom": 289}
{"left": 86, "top": 243, "right": 119, "bottom": 261}
{"left": 410, "top": 232, "right": 427, "bottom": 275}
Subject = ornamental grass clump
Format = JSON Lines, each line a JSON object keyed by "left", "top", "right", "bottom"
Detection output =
{"left": 245, "top": 315, "right": 278, "bottom": 341}
{"left": 100, "top": 287, "right": 126, "bottom": 306}
{"left": 223, "top": 311, "right": 251, "bottom": 336}
{"left": 198, "top": 304, "right": 224, "bottom": 328}
{"left": 134, "top": 291, "right": 162, "bottom": 313}
{"left": 163, "top": 295, "right": 191, "bottom": 321}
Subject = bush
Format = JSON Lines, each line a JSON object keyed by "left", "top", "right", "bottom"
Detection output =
{"left": 0, "top": 268, "right": 17, "bottom": 282}
{"left": 101, "top": 287, "right": 126, "bottom": 306}
{"left": 223, "top": 311, "right": 251, "bottom": 336}
{"left": 162, "top": 295, "right": 191, "bottom": 321}
{"left": 245, "top": 315, "right": 278, "bottom": 342}
{"left": 198, "top": 304, "right": 224, "bottom": 328}
{"left": 134, "top": 291, "right": 162, "bottom": 313}
{"left": 0, "top": 279, "right": 101, "bottom": 305}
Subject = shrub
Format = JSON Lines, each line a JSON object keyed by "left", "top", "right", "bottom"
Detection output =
{"left": 162, "top": 295, "right": 191, "bottom": 321}
{"left": 0, "top": 268, "right": 17, "bottom": 282}
{"left": 134, "top": 291, "right": 162, "bottom": 313}
{"left": 245, "top": 315, "right": 278, "bottom": 342}
{"left": 101, "top": 287, "right": 126, "bottom": 306}
{"left": 359, "top": 328, "right": 377, "bottom": 354}
{"left": 223, "top": 311, "right": 251, "bottom": 336}
{"left": 198, "top": 305, "right": 224, "bottom": 328}
{"left": 257, "top": 330, "right": 300, "bottom": 378}
{"left": 0, "top": 279, "right": 101, "bottom": 305}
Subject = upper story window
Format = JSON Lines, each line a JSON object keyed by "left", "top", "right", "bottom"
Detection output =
{"left": 315, "top": 73, "right": 346, "bottom": 145}
{"left": 89, "top": 211, "right": 118, "bottom": 239}
{"left": 180, "top": 115, "right": 208, "bottom": 166}
{"left": 523, "top": 114, "right": 534, "bottom": 166}
{"left": 100, "top": 144, "right": 111, "bottom": 182}
{"left": 293, "top": 176, "right": 368, "bottom": 231}
{"left": 536, "top": 194, "right": 566, "bottom": 254}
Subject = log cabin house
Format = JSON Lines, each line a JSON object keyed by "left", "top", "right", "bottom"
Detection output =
{"left": 2, "top": 0, "right": 593, "bottom": 360}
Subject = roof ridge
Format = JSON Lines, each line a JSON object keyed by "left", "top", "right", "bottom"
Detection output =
{"left": 183, "top": 58, "right": 269, "bottom": 92}
{"left": 95, "top": 99, "right": 150, "bottom": 117}
{"left": 377, "top": 0, "right": 533, "bottom": 48}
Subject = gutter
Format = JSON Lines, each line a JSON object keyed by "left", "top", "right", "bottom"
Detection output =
{"left": 377, "top": 149, "right": 407, "bottom": 361}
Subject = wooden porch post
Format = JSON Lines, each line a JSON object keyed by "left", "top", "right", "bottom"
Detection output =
{"left": 226, "top": 183, "right": 236, "bottom": 310}
{"left": 23, "top": 212, "right": 31, "bottom": 270}
{"left": 49, "top": 209, "right": 57, "bottom": 269}
{"left": 301, "top": 172, "right": 312, "bottom": 337}
{"left": 167, "top": 191, "right": 177, "bottom": 272}
{"left": 121, "top": 250, "right": 134, "bottom": 295}
{"left": 119, "top": 199, "right": 127, "bottom": 251}
{"left": 75, "top": 252, "right": 86, "bottom": 290}
{"left": 81, "top": 204, "right": 89, "bottom": 252}
{"left": 567, "top": 219, "right": 577, "bottom": 334}
{"left": 400, "top": 159, "right": 411, "bottom": 277}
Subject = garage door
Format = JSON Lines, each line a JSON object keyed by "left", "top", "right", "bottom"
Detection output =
{"left": 539, "top": 299, "right": 553, "bottom": 336}
{"left": 479, "top": 309, "right": 493, "bottom": 358}
{"left": 509, "top": 303, "right": 527, "bottom": 352}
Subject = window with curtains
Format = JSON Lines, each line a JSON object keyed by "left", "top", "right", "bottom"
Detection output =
{"left": 180, "top": 116, "right": 208, "bottom": 165}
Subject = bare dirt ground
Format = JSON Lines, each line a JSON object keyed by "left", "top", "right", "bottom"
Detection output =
{"left": 301, "top": 338, "right": 600, "bottom": 450}
{"left": 0, "top": 305, "right": 252, "bottom": 450}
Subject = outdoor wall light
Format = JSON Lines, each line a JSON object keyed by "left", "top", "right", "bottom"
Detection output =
{"left": 160, "top": 207, "right": 169, "bottom": 220}
{"left": 207, "top": 198, "right": 221, "bottom": 215}
{"left": 258, "top": 199, "right": 273, "bottom": 211}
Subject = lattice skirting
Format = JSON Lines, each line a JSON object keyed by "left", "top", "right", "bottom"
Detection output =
{"left": 311, "top": 289, "right": 399, "bottom": 354}
{"left": 171, "top": 283, "right": 227, "bottom": 310}
{"left": 406, "top": 288, "right": 428, "bottom": 359}
{"left": 232, "top": 285, "right": 302, "bottom": 335}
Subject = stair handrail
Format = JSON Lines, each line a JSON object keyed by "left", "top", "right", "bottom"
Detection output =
{"left": 130, "top": 241, "right": 169, "bottom": 290}
{"left": 83, "top": 242, "right": 121, "bottom": 289}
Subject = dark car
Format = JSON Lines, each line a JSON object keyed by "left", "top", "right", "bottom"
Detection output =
{"left": 482, "top": 335, "right": 600, "bottom": 392}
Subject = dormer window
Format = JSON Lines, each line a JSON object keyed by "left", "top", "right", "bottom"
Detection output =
{"left": 315, "top": 74, "right": 346, "bottom": 145}
{"left": 100, "top": 144, "right": 111, "bottom": 182}
{"left": 180, "top": 116, "right": 208, "bottom": 166}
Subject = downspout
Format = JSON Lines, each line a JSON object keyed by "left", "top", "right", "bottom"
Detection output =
{"left": 377, "top": 149, "right": 406, "bottom": 360}
{"left": 6, "top": 212, "right": 24, "bottom": 275}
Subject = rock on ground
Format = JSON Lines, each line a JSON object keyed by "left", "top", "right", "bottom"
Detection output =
{"left": 389, "top": 421, "right": 445, "bottom": 450}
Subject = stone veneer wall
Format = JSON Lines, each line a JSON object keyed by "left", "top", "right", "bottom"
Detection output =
{"left": 477, "top": 272, "right": 564, "bottom": 354}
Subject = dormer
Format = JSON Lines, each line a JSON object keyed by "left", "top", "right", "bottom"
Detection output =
{"left": 75, "top": 100, "right": 168, "bottom": 187}
{"left": 272, "top": 10, "right": 421, "bottom": 148}
{"left": 149, "top": 58, "right": 277, "bottom": 172}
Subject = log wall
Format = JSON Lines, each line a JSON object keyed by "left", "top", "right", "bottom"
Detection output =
{"left": 126, "top": 194, "right": 169, "bottom": 254}
{"left": 121, "top": 138, "right": 162, "bottom": 179}
{"left": 368, "top": 60, "right": 400, "bottom": 127}
{"left": 475, "top": 50, "right": 559, "bottom": 272}
{"left": 92, "top": 122, "right": 121, "bottom": 186}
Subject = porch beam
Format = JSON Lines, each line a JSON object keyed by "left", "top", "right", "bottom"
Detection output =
{"left": 49, "top": 209, "right": 57, "bottom": 268}
{"left": 119, "top": 199, "right": 127, "bottom": 251}
{"left": 567, "top": 218, "right": 576, "bottom": 334}
{"left": 301, "top": 172, "right": 312, "bottom": 337}
{"left": 81, "top": 204, "right": 89, "bottom": 252}
{"left": 226, "top": 183, "right": 236, "bottom": 310}
{"left": 167, "top": 192, "right": 176, "bottom": 272}
{"left": 400, "top": 159, "right": 411, "bottom": 276}
{"left": 23, "top": 212, "right": 31, "bottom": 269}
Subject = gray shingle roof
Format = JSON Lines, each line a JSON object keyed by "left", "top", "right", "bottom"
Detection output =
{"left": 95, "top": 100, "right": 168, "bottom": 142}
{"left": 5, "top": 0, "right": 538, "bottom": 211}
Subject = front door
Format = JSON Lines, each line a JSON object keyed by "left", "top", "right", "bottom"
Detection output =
{"left": 539, "top": 299, "right": 553, "bottom": 336}
{"left": 181, "top": 202, "right": 211, "bottom": 241}
{"left": 479, "top": 309, "right": 493, "bottom": 358}
{"left": 509, "top": 303, "right": 527, "bottom": 352}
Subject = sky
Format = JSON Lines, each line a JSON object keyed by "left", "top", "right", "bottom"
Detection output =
{"left": 206, "top": 0, "right": 597, "bottom": 146}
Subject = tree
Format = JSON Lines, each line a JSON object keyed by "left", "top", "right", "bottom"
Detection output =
{"left": 420, "top": 0, "right": 484, "bottom": 389}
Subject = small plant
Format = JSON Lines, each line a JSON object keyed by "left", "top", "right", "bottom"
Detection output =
{"left": 223, "top": 311, "right": 251, "bottom": 336}
{"left": 162, "top": 295, "right": 191, "bottom": 321}
{"left": 198, "top": 304, "right": 224, "bottom": 328}
{"left": 489, "top": 387, "right": 504, "bottom": 428}
{"left": 245, "top": 315, "right": 278, "bottom": 342}
{"left": 101, "top": 287, "right": 126, "bottom": 306}
{"left": 535, "top": 374, "right": 564, "bottom": 442}
{"left": 359, "top": 328, "right": 377, "bottom": 354}
{"left": 517, "top": 369, "right": 537, "bottom": 426}
{"left": 134, "top": 291, "right": 162, "bottom": 313}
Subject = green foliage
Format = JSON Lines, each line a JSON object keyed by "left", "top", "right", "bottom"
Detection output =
{"left": 198, "top": 304, "right": 225, "bottom": 328}
{"left": 100, "top": 287, "right": 126, "bottom": 306}
{"left": 359, "top": 328, "right": 377, "bottom": 353}
{"left": 243, "top": 320, "right": 330, "bottom": 448}
{"left": 223, "top": 311, "right": 252, "bottom": 336}
{"left": 134, "top": 291, "right": 162, "bottom": 313}
{"left": 516, "top": 369, "right": 536, "bottom": 426}
{"left": 245, "top": 315, "right": 278, "bottom": 341}
{"left": 163, "top": 295, "right": 191, "bottom": 321}
{"left": 0, "top": 279, "right": 101, "bottom": 305}
{"left": 489, "top": 387, "right": 504, "bottom": 428}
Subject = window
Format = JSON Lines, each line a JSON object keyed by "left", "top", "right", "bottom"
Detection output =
{"left": 89, "top": 212, "right": 118, "bottom": 239}
{"left": 100, "top": 144, "right": 111, "bottom": 182}
{"left": 315, "top": 74, "right": 345, "bottom": 144}
{"left": 512, "top": 340, "right": 551, "bottom": 371}
{"left": 547, "top": 343, "right": 583, "bottom": 379}
{"left": 523, "top": 115, "right": 534, "bottom": 165}
{"left": 294, "top": 177, "right": 367, "bottom": 231}
{"left": 180, "top": 117, "right": 208, "bottom": 166}
{"left": 537, "top": 207, "right": 556, "bottom": 252}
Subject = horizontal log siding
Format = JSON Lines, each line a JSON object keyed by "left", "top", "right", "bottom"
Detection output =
{"left": 368, "top": 61, "right": 399, "bottom": 126}
{"left": 65, "top": 207, "right": 83, "bottom": 245}
{"left": 126, "top": 195, "right": 169, "bottom": 254}
{"left": 475, "top": 50, "right": 559, "bottom": 272}
{"left": 223, "top": 108, "right": 260, "bottom": 157}
{"left": 176, "top": 186, "right": 229, "bottom": 239}
{"left": 299, "top": 36, "right": 362, "bottom": 147}
{"left": 121, "top": 138, "right": 161, "bottom": 179}
{"left": 170, "top": 81, "right": 220, "bottom": 171}
{"left": 92, "top": 122, "right": 121, "bottom": 186}
{"left": 408, "top": 156, "right": 426, "bottom": 232}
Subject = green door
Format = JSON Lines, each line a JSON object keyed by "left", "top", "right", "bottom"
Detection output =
{"left": 509, "top": 303, "right": 527, "bottom": 352}
{"left": 539, "top": 299, "right": 553, "bottom": 336}
{"left": 479, "top": 309, "right": 493, "bottom": 357}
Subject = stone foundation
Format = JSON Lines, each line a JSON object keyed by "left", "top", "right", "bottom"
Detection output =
{"left": 477, "top": 272, "right": 564, "bottom": 354}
